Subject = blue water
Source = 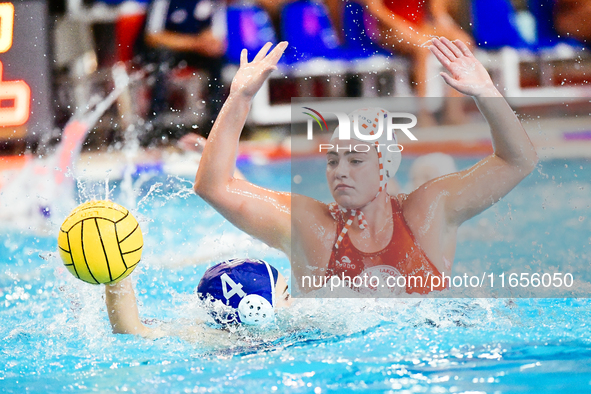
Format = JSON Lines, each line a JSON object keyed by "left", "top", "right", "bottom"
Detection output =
{"left": 1, "top": 157, "right": 591, "bottom": 393}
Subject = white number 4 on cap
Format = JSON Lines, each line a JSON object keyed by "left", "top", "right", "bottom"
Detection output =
{"left": 220, "top": 273, "right": 247, "bottom": 301}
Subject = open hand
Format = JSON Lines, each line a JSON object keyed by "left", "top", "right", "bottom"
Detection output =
{"left": 230, "top": 42, "right": 288, "bottom": 99}
{"left": 429, "top": 37, "right": 500, "bottom": 97}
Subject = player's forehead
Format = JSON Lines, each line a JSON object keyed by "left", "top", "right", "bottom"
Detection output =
{"left": 327, "top": 139, "right": 373, "bottom": 153}
{"left": 326, "top": 141, "right": 376, "bottom": 159}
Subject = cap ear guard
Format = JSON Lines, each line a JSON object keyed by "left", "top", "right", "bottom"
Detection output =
{"left": 384, "top": 149, "right": 401, "bottom": 179}
{"left": 197, "top": 258, "right": 278, "bottom": 326}
{"left": 238, "top": 294, "right": 275, "bottom": 325}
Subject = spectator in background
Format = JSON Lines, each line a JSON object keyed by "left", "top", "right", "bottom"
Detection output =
{"left": 139, "top": 0, "right": 227, "bottom": 140}
{"left": 350, "top": 0, "right": 473, "bottom": 125}
{"left": 553, "top": 0, "right": 591, "bottom": 46}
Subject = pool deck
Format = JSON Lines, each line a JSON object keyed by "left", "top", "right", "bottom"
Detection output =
{"left": 0, "top": 115, "right": 589, "bottom": 185}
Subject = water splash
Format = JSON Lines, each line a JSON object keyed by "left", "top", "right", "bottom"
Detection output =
{"left": 0, "top": 64, "right": 134, "bottom": 232}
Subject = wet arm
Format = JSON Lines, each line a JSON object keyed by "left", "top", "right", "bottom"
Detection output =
{"left": 105, "top": 277, "right": 157, "bottom": 338}
{"left": 444, "top": 95, "right": 538, "bottom": 224}
{"left": 193, "top": 43, "right": 292, "bottom": 252}
{"left": 475, "top": 93, "right": 538, "bottom": 171}
{"left": 427, "top": 38, "right": 538, "bottom": 224}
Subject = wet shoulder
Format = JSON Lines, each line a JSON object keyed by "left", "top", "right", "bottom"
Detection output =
{"left": 291, "top": 194, "right": 338, "bottom": 260}
{"left": 292, "top": 194, "right": 335, "bottom": 227}
{"left": 397, "top": 188, "right": 451, "bottom": 274}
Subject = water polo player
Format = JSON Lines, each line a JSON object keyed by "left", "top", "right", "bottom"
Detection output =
{"left": 193, "top": 38, "right": 538, "bottom": 294}
{"left": 104, "top": 259, "right": 292, "bottom": 339}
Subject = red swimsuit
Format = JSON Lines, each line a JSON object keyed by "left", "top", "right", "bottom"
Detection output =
{"left": 326, "top": 198, "right": 444, "bottom": 294}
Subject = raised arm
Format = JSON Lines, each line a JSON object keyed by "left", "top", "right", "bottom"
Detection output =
{"left": 193, "top": 42, "right": 292, "bottom": 253}
{"left": 105, "top": 277, "right": 164, "bottom": 339}
{"left": 418, "top": 37, "right": 538, "bottom": 225}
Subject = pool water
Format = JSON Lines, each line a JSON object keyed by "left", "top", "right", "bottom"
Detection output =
{"left": 1, "top": 156, "right": 591, "bottom": 393}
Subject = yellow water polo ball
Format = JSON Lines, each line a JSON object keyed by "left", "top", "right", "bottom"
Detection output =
{"left": 57, "top": 200, "right": 143, "bottom": 285}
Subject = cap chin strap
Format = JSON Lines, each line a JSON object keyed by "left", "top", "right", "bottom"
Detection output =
{"left": 329, "top": 192, "right": 390, "bottom": 249}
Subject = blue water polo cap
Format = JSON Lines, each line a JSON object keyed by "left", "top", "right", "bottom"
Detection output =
{"left": 197, "top": 258, "right": 279, "bottom": 325}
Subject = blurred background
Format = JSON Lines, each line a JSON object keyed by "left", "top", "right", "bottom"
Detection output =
{"left": 2, "top": 4, "right": 591, "bottom": 391}
{"left": 0, "top": 0, "right": 590, "bottom": 169}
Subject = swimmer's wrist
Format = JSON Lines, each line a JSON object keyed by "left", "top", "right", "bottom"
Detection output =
{"left": 473, "top": 84, "right": 502, "bottom": 98}
{"left": 227, "top": 90, "right": 256, "bottom": 103}
{"left": 107, "top": 276, "right": 132, "bottom": 290}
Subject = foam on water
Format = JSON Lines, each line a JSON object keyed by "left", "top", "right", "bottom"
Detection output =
{"left": 2, "top": 156, "right": 591, "bottom": 392}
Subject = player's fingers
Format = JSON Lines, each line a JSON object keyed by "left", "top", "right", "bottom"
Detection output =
{"left": 441, "top": 37, "right": 463, "bottom": 58}
{"left": 429, "top": 44, "right": 451, "bottom": 67}
{"left": 454, "top": 39, "right": 473, "bottom": 57}
{"left": 240, "top": 49, "right": 248, "bottom": 66}
{"left": 254, "top": 42, "right": 273, "bottom": 62}
{"left": 432, "top": 37, "right": 456, "bottom": 61}
{"left": 266, "top": 41, "right": 288, "bottom": 65}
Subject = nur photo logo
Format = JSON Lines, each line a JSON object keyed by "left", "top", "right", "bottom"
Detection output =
{"left": 302, "top": 107, "right": 418, "bottom": 143}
